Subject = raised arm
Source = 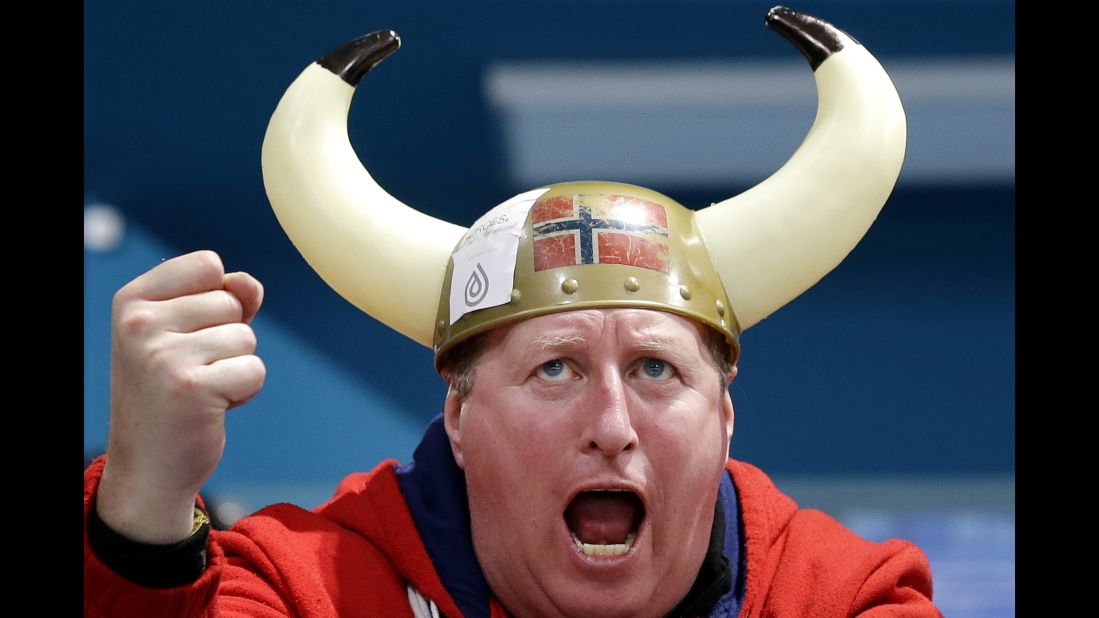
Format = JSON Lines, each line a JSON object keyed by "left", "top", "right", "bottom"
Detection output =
{"left": 95, "top": 250, "right": 266, "bottom": 543}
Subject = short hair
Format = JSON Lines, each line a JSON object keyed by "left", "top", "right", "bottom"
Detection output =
{"left": 440, "top": 333, "right": 486, "bottom": 400}
{"left": 440, "top": 324, "right": 733, "bottom": 399}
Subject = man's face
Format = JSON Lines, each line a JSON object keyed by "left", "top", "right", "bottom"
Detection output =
{"left": 443, "top": 308, "right": 735, "bottom": 618}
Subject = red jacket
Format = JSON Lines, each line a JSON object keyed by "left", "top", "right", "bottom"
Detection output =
{"left": 84, "top": 457, "right": 938, "bottom": 617}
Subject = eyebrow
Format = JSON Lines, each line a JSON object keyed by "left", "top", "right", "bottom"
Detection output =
{"left": 533, "top": 335, "right": 587, "bottom": 350}
{"left": 531, "top": 334, "right": 686, "bottom": 356}
{"left": 635, "top": 338, "right": 671, "bottom": 353}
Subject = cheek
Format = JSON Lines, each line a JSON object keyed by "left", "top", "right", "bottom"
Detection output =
{"left": 463, "top": 403, "right": 534, "bottom": 460}
{"left": 462, "top": 432, "right": 528, "bottom": 536}
{"left": 459, "top": 399, "right": 559, "bottom": 506}
{"left": 460, "top": 405, "right": 566, "bottom": 568}
{"left": 639, "top": 396, "right": 729, "bottom": 478}
{"left": 639, "top": 389, "right": 725, "bottom": 441}
{"left": 463, "top": 389, "right": 576, "bottom": 461}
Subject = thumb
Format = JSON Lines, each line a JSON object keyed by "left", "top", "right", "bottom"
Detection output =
{"left": 223, "top": 272, "right": 264, "bottom": 324}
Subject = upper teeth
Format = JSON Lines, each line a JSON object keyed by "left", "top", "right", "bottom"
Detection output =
{"left": 572, "top": 531, "right": 636, "bottom": 557}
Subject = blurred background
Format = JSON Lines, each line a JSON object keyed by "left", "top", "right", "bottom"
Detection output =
{"left": 85, "top": 1, "right": 1014, "bottom": 615}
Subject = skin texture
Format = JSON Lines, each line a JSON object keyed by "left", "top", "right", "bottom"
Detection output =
{"left": 97, "top": 251, "right": 267, "bottom": 544}
{"left": 444, "top": 309, "right": 736, "bottom": 618}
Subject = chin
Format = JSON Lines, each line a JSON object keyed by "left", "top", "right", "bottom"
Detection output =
{"left": 559, "top": 593, "right": 670, "bottom": 618}
{"left": 517, "top": 567, "right": 683, "bottom": 618}
{"left": 496, "top": 589, "right": 661, "bottom": 618}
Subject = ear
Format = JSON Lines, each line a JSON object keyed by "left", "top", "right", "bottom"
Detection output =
{"left": 443, "top": 382, "right": 467, "bottom": 469}
{"left": 721, "top": 365, "right": 737, "bottom": 446}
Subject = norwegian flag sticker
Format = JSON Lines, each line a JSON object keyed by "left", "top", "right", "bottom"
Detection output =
{"left": 531, "top": 194, "right": 670, "bottom": 273}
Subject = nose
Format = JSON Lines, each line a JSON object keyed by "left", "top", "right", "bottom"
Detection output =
{"left": 580, "top": 370, "right": 639, "bottom": 457}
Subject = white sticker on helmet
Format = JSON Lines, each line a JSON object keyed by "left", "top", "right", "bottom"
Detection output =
{"left": 450, "top": 187, "right": 549, "bottom": 325}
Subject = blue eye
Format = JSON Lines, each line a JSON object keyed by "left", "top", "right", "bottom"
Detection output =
{"left": 642, "top": 358, "right": 669, "bottom": 379}
{"left": 540, "top": 359, "right": 566, "bottom": 379}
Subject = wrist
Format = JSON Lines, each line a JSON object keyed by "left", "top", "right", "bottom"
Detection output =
{"left": 97, "top": 462, "right": 200, "bottom": 544}
{"left": 87, "top": 501, "right": 213, "bottom": 588}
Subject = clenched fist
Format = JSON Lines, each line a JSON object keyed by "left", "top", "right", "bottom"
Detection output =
{"left": 96, "top": 251, "right": 266, "bottom": 543}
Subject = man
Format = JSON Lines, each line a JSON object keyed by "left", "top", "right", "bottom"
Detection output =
{"left": 85, "top": 7, "right": 940, "bottom": 617}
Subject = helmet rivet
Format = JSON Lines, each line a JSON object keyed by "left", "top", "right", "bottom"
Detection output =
{"left": 561, "top": 278, "right": 580, "bottom": 294}
{"left": 510, "top": 289, "right": 522, "bottom": 303}
{"left": 715, "top": 300, "right": 726, "bottom": 316}
{"left": 624, "top": 277, "right": 641, "bottom": 292}
{"left": 436, "top": 319, "right": 446, "bottom": 335}
{"left": 679, "top": 285, "right": 692, "bottom": 300}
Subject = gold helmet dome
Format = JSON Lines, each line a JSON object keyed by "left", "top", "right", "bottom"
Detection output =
{"left": 435, "top": 181, "right": 740, "bottom": 363}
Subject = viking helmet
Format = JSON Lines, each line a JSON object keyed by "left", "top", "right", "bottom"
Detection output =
{"left": 261, "top": 6, "right": 906, "bottom": 367}
{"left": 435, "top": 181, "right": 740, "bottom": 363}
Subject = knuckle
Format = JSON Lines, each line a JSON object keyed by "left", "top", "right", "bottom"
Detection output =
{"left": 221, "top": 323, "right": 255, "bottom": 352}
{"left": 217, "top": 290, "right": 244, "bottom": 321}
{"left": 116, "top": 305, "right": 158, "bottom": 338}
{"left": 192, "top": 250, "right": 225, "bottom": 279}
{"left": 112, "top": 284, "right": 139, "bottom": 312}
{"left": 166, "top": 365, "right": 202, "bottom": 398}
{"left": 239, "top": 326, "right": 258, "bottom": 353}
{"left": 144, "top": 336, "right": 176, "bottom": 368}
{"left": 249, "top": 355, "right": 267, "bottom": 387}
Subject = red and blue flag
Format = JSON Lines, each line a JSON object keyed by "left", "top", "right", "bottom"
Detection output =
{"left": 531, "top": 194, "right": 670, "bottom": 273}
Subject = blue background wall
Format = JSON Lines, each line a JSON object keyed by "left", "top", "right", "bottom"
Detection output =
{"left": 85, "top": 2, "right": 1014, "bottom": 612}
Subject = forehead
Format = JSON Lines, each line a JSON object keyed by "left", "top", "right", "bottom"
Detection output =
{"left": 484, "top": 308, "right": 710, "bottom": 355}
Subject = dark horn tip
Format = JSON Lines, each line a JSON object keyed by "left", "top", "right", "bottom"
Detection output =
{"left": 317, "top": 30, "right": 402, "bottom": 86}
{"left": 764, "top": 6, "right": 852, "bottom": 71}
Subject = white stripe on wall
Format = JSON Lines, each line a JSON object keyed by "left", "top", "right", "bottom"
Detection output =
{"left": 485, "top": 58, "right": 1014, "bottom": 187}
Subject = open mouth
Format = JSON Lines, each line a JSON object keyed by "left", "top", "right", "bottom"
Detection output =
{"left": 564, "top": 489, "right": 646, "bottom": 557}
